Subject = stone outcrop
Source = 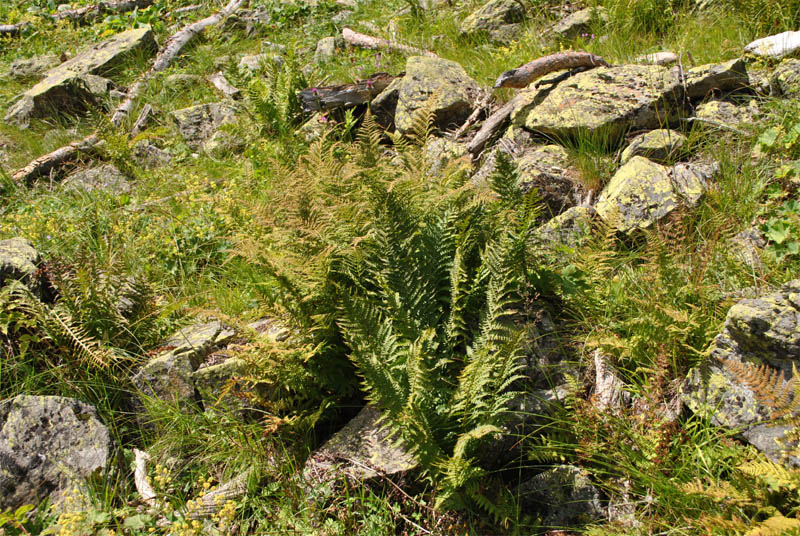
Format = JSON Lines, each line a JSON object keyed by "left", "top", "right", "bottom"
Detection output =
{"left": 5, "top": 27, "right": 157, "bottom": 127}
{"left": 620, "top": 129, "right": 687, "bottom": 165}
{"left": 171, "top": 102, "right": 238, "bottom": 150}
{"left": 518, "top": 465, "right": 604, "bottom": 526}
{"left": 695, "top": 99, "right": 760, "bottom": 129}
{"left": 683, "top": 280, "right": 800, "bottom": 466}
{"left": 62, "top": 163, "right": 131, "bottom": 194}
{"left": 683, "top": 59, "right": 749, "bottom": 100}
{"left": 0, "top": 237, "right": 48, "bottom": 299}
{"left": 0, "top": 395, "right": 113, "bottom": 511}
{"left": 532, "top": 205, "right": 595, "bottom": 248}
{"left": 6, "top": 55, "right": 61, "bottom": 80}
{"left": 459, "top": 0, "right": 525, "bottom": 42}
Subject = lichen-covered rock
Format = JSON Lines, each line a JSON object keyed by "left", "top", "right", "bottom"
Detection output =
{"left": 511, "top": 64, "right": 683, "bottom": 141}
{"left": 459, "top": 0, "right": 525, "bottom": 41}
{"left": 548, "top": 7, "right": 608, "bottom": 40}
{"left": 683, "top": 280, "right": 800, "bottom": 466}
{"left": 532, "top": 205, "right": 595, "bottom": 248}
{"left": 5, "top": 27, "right": 157, "bottom": 127}
{"left": 683, "top": 58, "right": 749, "bottom": 100}
{"left": 304, "top": 406, "right": 417, "bottom": 483}
{"left": 192, "top": 357, "right": 251, "bottom": 412}
{"left": 745, "top": 31, "right": 800, "bottom": 59}
{"left": 518, "top": 465, "right": 603, "bottom": 526}
{"left": 620, "top": 129, "right": 687, "bottom": 165}
{"left": 62, "top": 163, "right": 131, "bottom": 194}
{"left": 314, "top": 37, "right": 339, "bottom": 63}
{"left": 171, "top": 102, "right": 238, "bottom": 150}
{"left": 132, "top": 141, "right": 172, "bottom": 168}
{"left": 0, "top": 395, "right": 112, "bottom": 511}
{"left": 378, "top": 56, "right": 481, "bottom": 136}
{"left": 774, "top": 58, "right": 800, "bottom": 98}
{"left": 0, "top": 238, "right": 48, "bottom": 299}
{"left": 730, "top": 227, "right": 766, "bottom": 270}
{"left": 203, "top": 128, "right": 246, "bottom": 157}
{"left": 424, "top": 137, "right": 468, "bottom": 176}
{"left": 595, "top": 157, "right": 713, "bottom": 233}
{"left": 163, "top": 321, "right": 236, "bottom": 365}
{"left": 695, "top": 99, "right": 760, "bottom": 129}
{"left": 6, "top": 55, "right": 61, "bottom": 80}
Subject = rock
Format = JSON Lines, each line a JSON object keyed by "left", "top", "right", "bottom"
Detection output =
{"left": 548, "top": 7, "right": 608, "bottom": 40}
{"left": 377, "top": 56, "right": 481, "bottom": 136}
{"left": 634, "top": 51, "right": 678, "bottom": 66}
{"left": 314, "top": 37, "right": 339, "bottom": 63}
{"left": 473, "top": 145, "right": 582, "bottom": 216}
{"left": 511, "top": 64, "right": 683, "bottom": 142}
{"left": 238, "top": 53, "right": 282, "bottom": 74}
{"left": 746, "top": 64, "right": 775, "bottom": 95}
{"left": 62, "top": 163, "right": 131, "bottom": 194}
{"left": 171, "top": 102, "right": 238, "bottom": 150}
{"left": 5, "top": 27, "right": 157, "bottom": 127}
{"left": 695, "top": 99, "right": 760, "bottom": 129}
{"left": 0, "top": 238, "right": 47, "bottom": 299}
{"left": 6, "top": 55, "right": 61, "bottom": 80}
{"left": 79, "top": 74, "right": 116, "bottom": 101}
{"left": 163, "top": 320, "right": 236, "bottom": 360}
{"left": 745, "top": 31, "right": 800, "bottom": 59}
{"left": 683, "top": 58, "right": 749, "bottom": 100}
{"left": 459, "top": 0, "right": 525, "bottom": 41}
{"left": 518, "top": 465, "right": 603, "bottom": 526}
{"left": 424, "top": 137, "right": 468, "bottom": 176}
{"left": 774, "top": 58, "right": 800, "bottom": 98}
{"left": 192, "top": 357, "right": 251, "bottom": 412}
{"left": 132, "top": 141, "right": 172, "bottom": 168}
{"left": 532, "top": 205, "right": 595, "bottom": 248}
{"left": 730, "top": 227, "right": 766, "bottom": 270}
{"left": 0, "top": 395, "right": 112, "bottom": 511}
{"left": 203, "top": 128, "right": 246, "bottom": 157}
{"left": 620, "top": 129, "right": 687, "bottom": 165}
{"left": 304, "top": 406, "right": 417, "bottom": 484}
{"left": 683, "top": 280, "right": 800, "bottom": 465}
{"left": 595, "top": 157, "right": 714, "bottom": 233}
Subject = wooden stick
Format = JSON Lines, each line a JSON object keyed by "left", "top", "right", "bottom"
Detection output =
{"left": 51, "top": 0, "right": 154, "bottom": 24}
{"left": 0, "top": 22, "right": 30, "bottom": 37}
{"left": 133, "top": 448, "right": 158, "bottom": 507}
{"left": 453, "top": 89, "right": 492, "bottom": 139}
{"left": 494, "top": 51, "right": 610, "bottom": 88}
{"left": 130, "top": 103, "right": 153, "bottom": 137}
{"left": 466, "top": 97, "right": 520, "bottom": 156}
{"left": 342, "top": 27, "right": 437, "bottom": 58}
{"left": 208, "top": 71, "right": 241, "bottom": 99}
{"left": 299, "top": 72, "right": 397, "bottom": 113}
{"left": 111, "top": 0, "right": 246, "bottom": 126}
{"left": 11, "top": 134, "right": 100, "bottom": 184}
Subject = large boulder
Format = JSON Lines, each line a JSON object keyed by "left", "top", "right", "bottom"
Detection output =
{"left": 510, "top": 64, "right": 684, "bottom": 141}
{"left": 62, "top": 163, "right": 131, "bottom": 194}
{"left": 595, "top": 157, "right": 715, "bottom": 233}
{"left": 620, "top": 129, "right": 687, "bottom": 165}
{"left": 374, "top": 56, "right": 481, "bottom": 136}
{"left": 745, "top": 31, "right": 800, "bottom": 59}
{"left": 171, "top": 102, "right": 238, "bottom": 150}
{"left": 0, "top": 395, "right": 113, "bottom": 511}
{"left": 683, "top": 280, "right": 800, "bottom": 466}
{"left": 5, "top": 27, "right": 157, "bottom": 127}
{"left": 6, "top": 55, "right": 61, "bottom": 80}
{"left": 459, "top": 0, "right": 525, "bottom": 42}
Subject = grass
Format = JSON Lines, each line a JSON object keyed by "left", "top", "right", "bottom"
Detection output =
{"left": 3, "top": 0, "right": 800, "bottom": 533}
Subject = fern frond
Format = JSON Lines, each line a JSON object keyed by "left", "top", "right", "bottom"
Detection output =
{"left": 723, "top": 359, "right": 794, "bottom": 409}
{"left": 738, "top": 459, "right": 799, "bottom": 491}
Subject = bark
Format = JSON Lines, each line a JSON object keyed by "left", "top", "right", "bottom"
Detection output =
{"left": 111, "top": 0, "right": 246, "bottom": 126}
{"left": 342, "top": 27, "right": 437, "bottom": 58}
{"left": 0, "top": 22, "right": 30, "bottom": 37}
{"left": 11, "top": 134, "right": 100, "bottom": 185}
{"left": 299, "top": 72, "right": 397, "bottom": 113}
{"left": 52, "top": 0, "right": 155, "bottom": 24}
{"left": 466, "top": 97, "right": 519, "bottom": 156}
{"left": 494, "top": 51, "right": 610, "bottom": 89}
{"left": 133, "top": 449, "right": 157, "bottom": 507}
{"left": 208, "top": 71, "right": 241, "bottom": 99}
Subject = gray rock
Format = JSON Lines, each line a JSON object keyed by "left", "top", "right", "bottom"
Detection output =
{"left": 459, "top": 0, "right": 525, "bottom": 41}
{"left": 511, "top": 64, "right": 683, "bottom": 141}
{"left": 683, "top": 58, "right": 749, "bottom": 100}
{"left": 375, "top": 56, "right": 481, "bottom": 136}
{"left": 0, "top": 395, "right": 112, "bottom": 511}
{"left": 5, "top": 27, "right": 157, "bottom": 127}
{"left": 62, "top": 163, "right": 131, "bottom": 194}
{"left": 620, "top": 129, "right": 687, "bottom": 165}
{"left": 683, "top": 280, "right": 800, "bottom": 465}
{"left": 304, "top": 406, "right": 417, "bottom": 484}
{"left": 774, "top": 58, "right": 800, "bottom": 98}
{"left": 745, "top": 31, "right": 800, "bottom": 59}
{"left": 730, "top": 227, "right": 766, "bottom": 270}
{"left": 695, "top": 99, "right": 760, "bottom": 129}
{"left": 519, "top": 465, "right": 603, "bottom": 526}
{"left": 424, "top": 137, "right": 468, "bottom": 176}
{"left": 314, "top": 37, "right": 339, "bottom": 63}
{"left": 132, "top": 141, "right": 172, "bottom": 168}
{"left": 0, "top": 238, "right": 46, "bottom": 299}
{"left": 6, "top": 55, "right": 61, "bottom": 80}
{"left": 548, "top": 7, "right": 608, "bottom": 40}
{"left": 171, "top": 102, "right": 238, "bottom": 150}
{"left": 203, "top": 128, "right": 246, "bottom": 157}
{"left": 163, "top": 321, "right": 236, "bottom": 362}
{"left": 238, "top": 53, "right": 282, "bottom": 74}
{"left": 532, "top": 205, "right": 595, "bottom": 248}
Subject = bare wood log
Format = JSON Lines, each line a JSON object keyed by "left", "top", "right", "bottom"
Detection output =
{"left": 453, "top": 89, "right": 491, "bottom": 139}
{"left": 189, "top": 469, "right": 252, "bottom": 518}
{"left": 494, "top": 50, "right": 610, "bottom": 89}
{"left": 111, "top": 0, "right": 246, "bottom": 126}
{"left": 52, "top": 0, "right": 155, "bottom": 24}
{"left": 11, "top": 134, "right": 100, "bottom": 184}
{"left": 299, "top": 72, "right": 396, "bottom": 113}
{"left": 173, "top": 4, "right": 203, "bottom": 15}
{"left": 208, "top": 71, "right": 241, "bottom": 99}
{"left": 0, "top": 22, "right": 30, "bottom": 37}
{"left": 466, "top": 97, "right": 519, "bottom": 156}
{"left": 342, "top": 27, "right": 437, "bottom": 58}
{"left": 133, "top": 448, "right": 157, "bottom": 507}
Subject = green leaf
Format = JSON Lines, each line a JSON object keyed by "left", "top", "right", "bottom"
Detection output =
{"left": 765, "top": 220, "right": 791, "bottom": 244}
{"left": 758, "top": 127, "right": 780, "bottom": 148}
{"left": 123, "top": 514, "right": 150, "bottom": 530}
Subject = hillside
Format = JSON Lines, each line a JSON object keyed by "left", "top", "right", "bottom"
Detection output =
{"left": 2, "top": 0, "right": 800, "bottom": 534}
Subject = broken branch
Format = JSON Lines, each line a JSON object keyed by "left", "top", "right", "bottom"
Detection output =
{"left": 342, "top": 27, "right": 437, "bottom": 58}
{"left": 466, "top": 96, "right": 520, "bottom": 157}
{"left": 494, "top": 50, "right": 610, "bottom": 89}
{"left": 299, "top": 72, "right": 397, "bottom": 113}
{"left": 0, "top": 22, "right": 30, "bottom": 37}
{"left": 11, "top": 134, "right": 100, "bottom": 185}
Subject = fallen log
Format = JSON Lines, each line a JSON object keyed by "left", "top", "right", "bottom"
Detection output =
{"left": 342, "top": 27, "right": 437, "bottom": 58}
{"left": 493, "top": 50, "right": 610, "bottom": 88}
{"left": 466, "top": 97, "right": 519, "bottom": 156}
{"left": 11, "top": 134, "right": 100, "bottom": 184}
{"left": 52, "top": 0, "right": 155, "bottom": 24}
{"left": 111, "top": 0, "right": 246, "bottom": 126}
{"left": 0, "top": 22, "right": 30, "bottom": 37}
{"left": 299, "top": 72, "right": 396, "bottom": 113}
{"left": 208, "top": 71, "right": 241, "bottom": 99}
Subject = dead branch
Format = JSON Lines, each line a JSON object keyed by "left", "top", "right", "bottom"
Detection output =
{"left": 52, "top": 0, "right": 155, "bottom": 25}
{"left": 11, "top": 134, "right": 100, "bottom": 185}
{"left": 0, "top": 22, "right": 30, "bottom": 37}
{"left": 299, "top": 72, "right": 397, "bottom": 113}
{"left": 466, "top": 96, "right": 520, "bottom": 156}
{"left": 342, "top": 27, "right": 437, "bottom": 58}
{"left": 453, "top": 89, "right": 492, "bottom": 139}
{"left": 494, "top": 50, "right": 610, "bottom": 89}
{"left": 173, "top": 4, "right": 203, "bottom": 15}
{"left": 133, "top": 448, "right": 157, "bottom": 507}
{"left": 130, "top": 103, "right": 153, "bottom": 137}
{"left": 208, "top": 71, "right": 241, "bottom": 99}
{"left": 111, "top": 0, "right": 246, "bottom": 126}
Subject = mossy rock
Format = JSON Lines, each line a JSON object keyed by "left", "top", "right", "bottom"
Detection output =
{"left": 695, "top": 99, "right": 760, "bottom": 129}
{"left": 548, "top": 7, "right": 608, "bottom": 40}
{"left": 171, "top": 102, "right": 239, "bottom": 150}
{"left": 620, "top": 129, "right": 687, "bottom": 165}
{"left": 774, "top": 58, "right": 800, "bottom": 98}
{"left": 683, "top": 58, "right": 748, "bottom": 100}
{"left": 459, "top": 0, "right": 525, "bottom": 40}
